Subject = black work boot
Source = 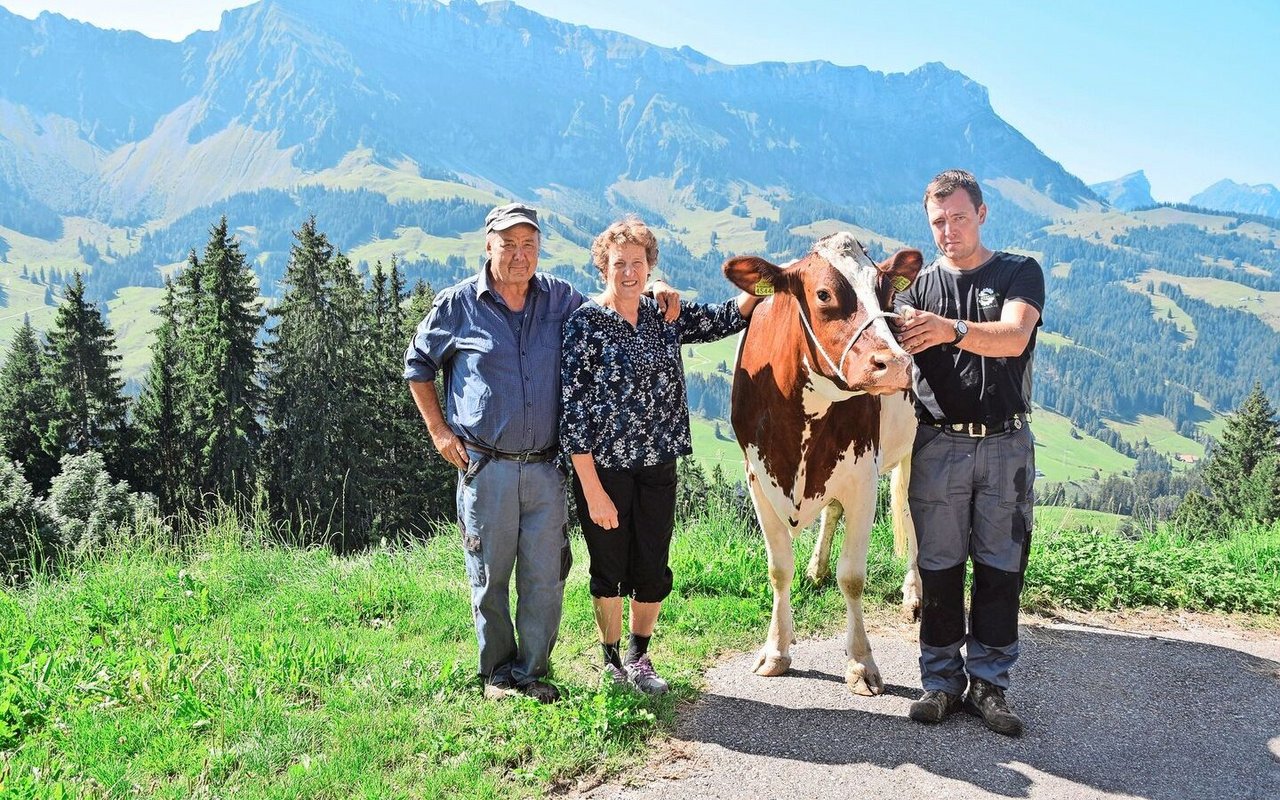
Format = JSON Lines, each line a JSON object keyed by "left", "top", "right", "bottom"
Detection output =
{"left": 908, "top": 689, "right": 962, "bottom": 724}
{"left": 964, "top": 677, "right": 1023, "bottom": 736}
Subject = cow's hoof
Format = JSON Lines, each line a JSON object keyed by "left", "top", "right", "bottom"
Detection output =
{"left": 752, "top": 652, "right": 791, "bottom": 677}
{"left": 846, "top": 665, "right": 884, "bottom": 696}
{"left": 805, "top": 565, "right": 830, "bottom": 586}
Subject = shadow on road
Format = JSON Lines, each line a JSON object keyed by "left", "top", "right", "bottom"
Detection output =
{"left": 679, "top": 627, "right": 1280, "bottom": 799}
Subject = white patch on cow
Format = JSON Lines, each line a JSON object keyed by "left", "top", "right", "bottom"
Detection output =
{"left": 801, "top": 355, "right": 862, "bottom": 411}
{"left": 815, "top": 233, "right": 910, "bottom": 361}
{"left": 877, "top": 392, "right": 917, "bottom": 469}
{"left": 743, "top": 443, "right": 800, "bottom": 532}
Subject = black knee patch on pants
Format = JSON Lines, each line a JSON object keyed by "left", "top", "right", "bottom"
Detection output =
{"left": 971, "top": 562, "right": 1022, "bottom": 648}
{"left": 919, "top": 564, "right": 966, "bottom": 647}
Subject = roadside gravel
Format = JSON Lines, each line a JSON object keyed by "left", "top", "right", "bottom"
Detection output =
{"left": 573, "top": 611, "right": 1280, "bottom": 800}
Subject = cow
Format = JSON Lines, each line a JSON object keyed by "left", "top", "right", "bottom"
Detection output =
{"left": 724, "top": 231, "right": 923, "bottom": 696}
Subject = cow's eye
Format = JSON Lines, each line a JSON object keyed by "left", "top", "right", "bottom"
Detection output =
{"left": 816, "top": 289, "right": 831, "bottom": 302}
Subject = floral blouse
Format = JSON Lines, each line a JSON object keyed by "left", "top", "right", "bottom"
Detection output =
{"left": 560, "top": 297, "right": 746, "bottom": 470}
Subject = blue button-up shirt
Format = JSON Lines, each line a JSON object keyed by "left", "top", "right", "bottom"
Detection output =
{"left": 404, "top": 266, "right": 584, "bottom": 453}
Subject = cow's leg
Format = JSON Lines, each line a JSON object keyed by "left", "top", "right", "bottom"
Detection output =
{"left": 805, "top": 500, "right": 842, "bottom": 585}
{"left": 891, "top": 459, "right": 921, "bottom": 621}
{"left": 835, "top": 487, "right": 883, "bottom": 696}
{"left": 747, "top": 475, "right": 795, "bottom": 677}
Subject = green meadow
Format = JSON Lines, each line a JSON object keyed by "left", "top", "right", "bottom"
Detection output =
{"left": 2, "top": 504, "right": 1276, "bottom": 798}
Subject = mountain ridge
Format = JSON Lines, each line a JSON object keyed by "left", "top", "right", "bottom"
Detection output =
{"left": 1190, "top": 178, "right": 1280, "bottom": 219}
{"left": 0, "top": 0, "right": 1097, "bottom": 225}
{"left": 1090, "top": 170, "right": 1155, "bottom": 211}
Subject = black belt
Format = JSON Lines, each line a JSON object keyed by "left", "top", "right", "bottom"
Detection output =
{"left": 462, "top": 440, "right": 558, "bottom": 464}
{"left": 923, "top": 413, "right": 1028, "bottom": 438}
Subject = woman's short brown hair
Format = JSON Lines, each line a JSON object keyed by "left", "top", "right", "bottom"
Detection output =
{"left": 591, "top": 216, "right": 659, "bottom": 276}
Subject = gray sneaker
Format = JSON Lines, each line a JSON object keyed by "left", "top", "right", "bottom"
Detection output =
{"left": 624, "top": 655, "right": 670, "bottom": 695}
{"left": 602, "top": 662, "right": 628, "bottom": 687}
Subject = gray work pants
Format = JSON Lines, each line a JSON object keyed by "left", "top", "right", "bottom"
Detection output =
{"left": 457, "top": 451, "right": 571, "bottom": 686}
{"left": 909, "top": 423, "right": 1034, "bottom": 694}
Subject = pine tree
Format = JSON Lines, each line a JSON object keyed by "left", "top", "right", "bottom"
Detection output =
{"left": 1178, "top": 382, "right": 1280, "bottom": 532}
{"left": 181, "top": 218, "right": 265, "bottom": 505}
{"left": 134, "top": 279, "right": 189, "bottom": 513}
{"left": 676, "top": 457, "right": 710, "bottom": 521}
{"left": 1202, "top": 383, "right": 1279, "bottom": 516}
{"left": 42, "top": 273, "right": 133, "bottom": 483}
{"left": 365, "top": 266, "right": 452, "bottom": 537}
{"left": 262, "top": 218, "right": 374, "bottom": 546}
{"left": 0, "top": 318, "right": 58, "bottom": 493}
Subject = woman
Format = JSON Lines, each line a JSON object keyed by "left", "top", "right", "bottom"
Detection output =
{"left": 560, "top": 217, "right": 759, "bottom": 693}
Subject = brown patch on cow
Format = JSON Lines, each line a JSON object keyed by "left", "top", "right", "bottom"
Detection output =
{"left": 802, "top": 393, "right": 881, "bottom": 500}
{"left": 732, "top": 294, "right": 807, "bottom": 495}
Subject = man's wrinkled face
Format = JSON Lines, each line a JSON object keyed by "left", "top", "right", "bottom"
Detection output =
{"left": 487, "top": 224, "right": 540, "bottom": 286}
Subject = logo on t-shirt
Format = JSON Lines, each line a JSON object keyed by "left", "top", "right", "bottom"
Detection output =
{"left": 977, "top": 288, "right": 999, "bottom": 309}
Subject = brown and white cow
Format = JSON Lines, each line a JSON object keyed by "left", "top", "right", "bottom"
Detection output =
{"left": 724, "top": 231, "right": 923, "bottom": 696}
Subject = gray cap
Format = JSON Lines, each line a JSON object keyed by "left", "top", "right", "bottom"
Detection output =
{"left": 485, "top": 202, "right": 541, "bottom": 234}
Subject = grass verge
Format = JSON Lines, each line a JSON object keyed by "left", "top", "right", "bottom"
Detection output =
{"left": 1, "top": 508, "right": 1276, "bottom": 797}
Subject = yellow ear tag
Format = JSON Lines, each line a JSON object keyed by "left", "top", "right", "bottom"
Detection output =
{"left": 891, "top": 275, "right": 911, "bottom": 292}
{"left": 753, "top": 279, "right": 775, "bottom": 297}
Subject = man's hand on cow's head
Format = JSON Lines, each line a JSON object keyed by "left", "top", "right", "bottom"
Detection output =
{"left": 897, "top": 307, "right": 953, "bottom": 354}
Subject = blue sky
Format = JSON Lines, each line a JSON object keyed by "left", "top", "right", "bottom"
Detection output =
{"left": 5, "top": 0, "right": 1277, "bottom": 202}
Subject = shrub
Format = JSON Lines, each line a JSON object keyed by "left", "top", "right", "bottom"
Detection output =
{"left": 40, "top": 452, "right": 162, "bottom": 561}
{"left": 0, "top": 461, "right": 57, "bottom": 577}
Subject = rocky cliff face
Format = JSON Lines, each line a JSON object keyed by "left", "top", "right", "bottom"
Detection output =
{"left": 0, "top": 0, "right": 1097, "bottom": 225}
{"left": 1090, "top": 170, "right": 1155, "bottom": 211}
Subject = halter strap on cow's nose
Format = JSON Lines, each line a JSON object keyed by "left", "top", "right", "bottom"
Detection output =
{"left": 839, "top": 310, "right": 900, "bottom": 372}
{"left": 797, "top": 305, "right": 900, "bottom": 389}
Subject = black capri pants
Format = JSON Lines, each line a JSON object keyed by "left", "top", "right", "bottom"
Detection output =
{"left": 572, "top": 460, "right": 677, "bottom": 603}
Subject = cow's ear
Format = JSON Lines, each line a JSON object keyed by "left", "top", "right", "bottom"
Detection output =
{"left": 724, "top": 255, "right": 785, "bottom": 297}
{"left": 878, "top": 248, "right": 923, "bottom": 281}
{"left": 875, "top": 248, "right": 924, "bottom": 308}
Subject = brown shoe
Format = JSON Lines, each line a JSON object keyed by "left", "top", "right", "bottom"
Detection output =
{"left": 518, "top": 679, "right": 561, "bottom": 704}
{"left": 908, "top": 689, "right": 962, "bottom": 724}
{"left": 964, "top": 678, "right": 1023, "bottom": 736}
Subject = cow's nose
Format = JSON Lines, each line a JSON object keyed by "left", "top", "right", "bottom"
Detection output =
{"left": 864, "top": 348, "right": 911, "bottom": 390}
{"left": 869, "top": 349, "right": 894, "bottom": 374}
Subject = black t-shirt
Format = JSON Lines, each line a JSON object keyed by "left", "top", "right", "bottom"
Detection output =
{"left": 896, "top": 251, "right": 1045, "bottom": 425}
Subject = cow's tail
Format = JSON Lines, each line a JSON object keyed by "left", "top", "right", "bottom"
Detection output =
{"left": 890, "top": 459, "right": 913, "bottom": 559}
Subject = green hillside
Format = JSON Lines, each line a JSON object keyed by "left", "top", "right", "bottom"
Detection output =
{"left": 6, "top": 177, "right": 1278, "bottom": 493}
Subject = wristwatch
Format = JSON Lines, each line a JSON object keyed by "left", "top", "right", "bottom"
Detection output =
{"left": 951, "top": 319, "right": 969, "bottom": 345}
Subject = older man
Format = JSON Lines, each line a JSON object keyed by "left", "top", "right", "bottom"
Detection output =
{"left": 405, "top": 203, "right": 676, "bottom": 703}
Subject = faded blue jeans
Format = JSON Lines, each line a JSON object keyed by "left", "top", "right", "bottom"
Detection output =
{"left": 457, "top": 450, "right": 571, "bottom": 686}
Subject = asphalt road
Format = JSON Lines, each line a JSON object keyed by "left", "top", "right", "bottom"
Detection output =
{"left": 576, "top": 617, "right": 1280, "bottom": 800}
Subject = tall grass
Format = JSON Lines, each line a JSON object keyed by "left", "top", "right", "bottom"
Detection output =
{"left": 0, "top": 504, "right": 1275, "bottom": 797}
